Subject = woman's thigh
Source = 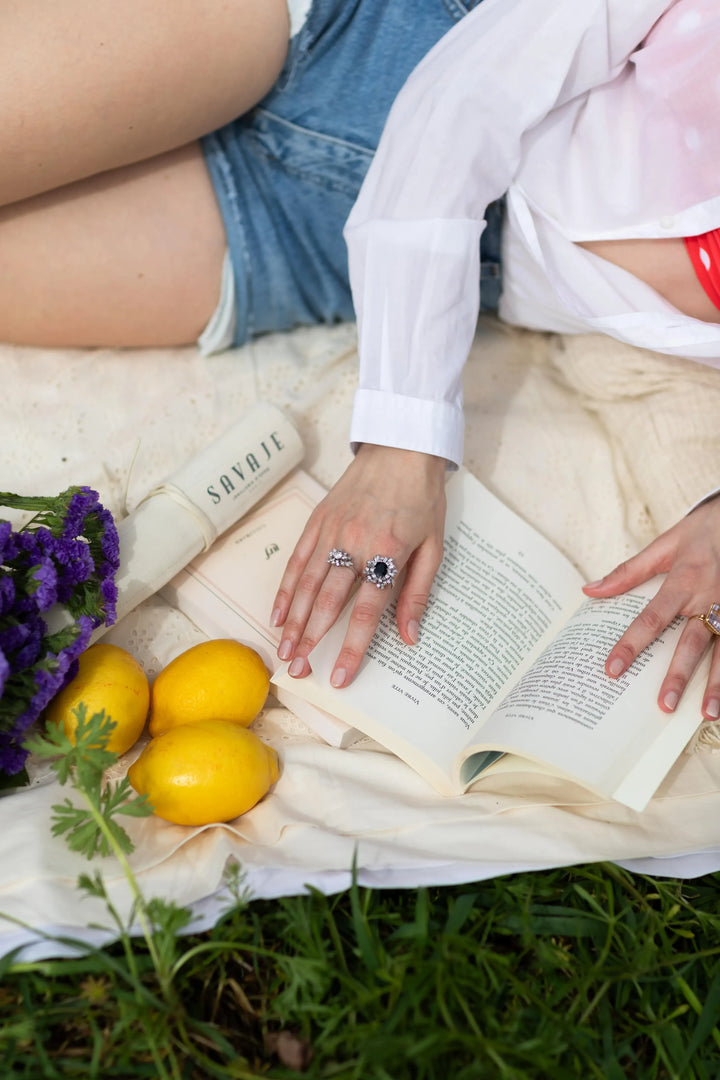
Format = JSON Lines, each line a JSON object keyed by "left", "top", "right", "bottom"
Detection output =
{"left": 0, "top": 142, "right": 226, "bottom": 348}
{"left": 0, "top": 0, "right": 289, "bottom": 207}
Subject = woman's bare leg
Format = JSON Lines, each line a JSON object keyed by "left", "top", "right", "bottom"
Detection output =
{"left": 0, "top": 142, "right": 227, "bottom": 347}
{"left": 0, "top": 0, "right": 289, "bottom": 207}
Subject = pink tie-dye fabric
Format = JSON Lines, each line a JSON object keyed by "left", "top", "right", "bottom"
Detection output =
{"left": 633, "top": 0, "right": 720, "bottom": 204}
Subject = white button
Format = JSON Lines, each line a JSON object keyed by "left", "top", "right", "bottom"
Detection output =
{"left": 659, "top": 215, "right": 675, "bottom": 229}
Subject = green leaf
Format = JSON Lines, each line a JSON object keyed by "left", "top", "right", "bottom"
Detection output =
{"left": 676, "top": 971, "right": 720, "bottom": 1067}
{"left": 77, "top": 870, "right": 110, "bottom": 902}
{"left": 349, "top": 851, "right": 378, "bottom": 973}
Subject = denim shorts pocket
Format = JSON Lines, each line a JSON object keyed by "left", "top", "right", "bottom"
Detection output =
{"left": 245, "top": 108, "right": 375, "bottom": 199}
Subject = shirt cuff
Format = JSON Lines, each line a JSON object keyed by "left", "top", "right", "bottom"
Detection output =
{"left": 349, "top": 388, "right": 464, "bottom": 470}
{"left": 686, "top": 485, "right": 720, "bottom": 515}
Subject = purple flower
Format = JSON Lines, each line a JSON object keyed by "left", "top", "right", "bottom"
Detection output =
{"left": 50, "top": 536, "right": 95, "bottom": 586}
{"left": 14, "top": 526, "right": 51, "bottom": 560}
{"left": 0, "top": 486, "right": 119, "bottom": 780}
{"left": 63, "top": 614, "right": 93, "bottom": 665}
{"left": 0, "top": 648, "right": 9, "bottom": 698}
{"left": 0, "top": 732, "right": 30, "bottom": 776}
{"left": 13, "top": 620, "right": 44, "bottom": 670}
{"left": 100, "top": 576, "right": 119, "bottom": 626}
{"left": 0, "top": 576, "right": 15, "bottom": 617}
{"left": 0, "top": 520, "right": 13, "bottom": 561}
{"left": 61, "top": 488, "right": 99, "bottom": 541}
{"left": 98, "top": 505, "right": 120, "bottom": 568}
{"left": 0, "top": 620, "right": 32, "bottom": 656}
{"left": 28, "top": 558, "right": 58, "bottom": 612}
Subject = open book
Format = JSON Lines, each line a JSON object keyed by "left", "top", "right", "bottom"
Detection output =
{"left": 165, "top": 468, "right": 707, "bottom": 811}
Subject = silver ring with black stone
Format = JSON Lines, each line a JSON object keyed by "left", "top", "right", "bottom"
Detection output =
{"left": 362, "top": 554, "right": 398, "bottom": 589}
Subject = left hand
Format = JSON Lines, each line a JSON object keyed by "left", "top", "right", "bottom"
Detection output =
{"left": 582, "top": 497, "right": 720, "bottom": 720}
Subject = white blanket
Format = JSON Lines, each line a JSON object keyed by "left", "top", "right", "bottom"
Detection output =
{"left": 2, "top": 319, "right": 720, "bottom": 961}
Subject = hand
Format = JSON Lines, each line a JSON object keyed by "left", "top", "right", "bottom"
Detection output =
{"left": 270, "top": 443, "right": 447, "bottom": 688}
{"left": 582, "top": 497, "right": 720, "bottom": 719}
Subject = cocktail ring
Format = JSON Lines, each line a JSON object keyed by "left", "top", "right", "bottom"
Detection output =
{"left": 362, "top": 554, "right": 398, "bottom": 589}
{"left": 327, "top": 548, "right": 357, "bottom": 573}
{"left": 690, "top": 603, "right": 720, "bottom": 636}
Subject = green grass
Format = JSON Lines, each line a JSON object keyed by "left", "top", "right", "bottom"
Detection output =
{"left": 1, "top": 863, "right": 719, "bottom": 1079}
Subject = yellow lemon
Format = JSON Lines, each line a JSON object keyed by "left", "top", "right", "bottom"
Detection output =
{"left": 148, "top": 639, "right": 269, "bottom": 738}
{"left": 45, "top": 642, "right": 150, "bottom": 756}
{"left": 128, "top": 719, "right": 280, "bottom": 826}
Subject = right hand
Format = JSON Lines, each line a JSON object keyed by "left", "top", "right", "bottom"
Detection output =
{"left": 270, "top": 443, "right": 448, "bottom": 688}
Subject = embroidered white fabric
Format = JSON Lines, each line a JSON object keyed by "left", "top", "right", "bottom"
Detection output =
{"left": 3, "top": 317, "right": 720, "bottom": 962}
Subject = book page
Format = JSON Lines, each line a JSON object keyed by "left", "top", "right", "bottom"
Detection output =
{"left": 166, "top": 473, "right": 325, "bottom": 671}
{"left": 469, "top": 586, "right": 705, "bottom": 810}
{"left": 273, "top": 470, "right": 584, "bottom": 794}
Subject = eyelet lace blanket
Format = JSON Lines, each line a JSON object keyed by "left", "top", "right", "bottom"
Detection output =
{"left": 1, "top": 318, "right": 719, "bottom": 961}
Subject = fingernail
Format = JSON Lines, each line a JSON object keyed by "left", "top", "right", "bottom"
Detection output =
{"left": 330, "top": 667, "right": 347, "bottom": 688}
{"left": 608, "top": 658, "right": 625, "bottom": 677}
{"left": 664, "top": 690, "right": 679, "bottom": 712}
{"left": 705, "top": 698, "right": 720, "bottom": 718}
{"left": 585, "top": 579, "right": 603, "bottom": 588}
{"left": 407, "top": 619, "right": 419, "bottom": 645}
{"left": 278, "top": 639, "right": 292, "bottom": 661}
{"left": 270, "top": 607, "right": 283, "bottom": 627}
{"left": 288, "top": 657, "right": 306, "bottom": 677}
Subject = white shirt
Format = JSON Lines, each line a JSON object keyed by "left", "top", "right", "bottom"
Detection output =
{"left": 344, "top": 0, "right": 720, "bottom": 468}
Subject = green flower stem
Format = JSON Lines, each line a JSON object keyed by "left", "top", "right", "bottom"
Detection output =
{"left": 75, "top": 785, "right": 168, "bottom": 987}
{"left": 0, "top": 492, "right": 64, "bottom": 510}
{"left": 74, "top": 790, "right": 185, "bottom": 1080}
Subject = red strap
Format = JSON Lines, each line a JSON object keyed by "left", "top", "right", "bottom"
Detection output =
{"left": 684, "top": 229, "right": 720, "bottom": 311}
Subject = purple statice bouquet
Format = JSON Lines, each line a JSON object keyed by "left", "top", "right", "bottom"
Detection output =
{"left": 0, "top": 487, "right": 119, "bottom": 782}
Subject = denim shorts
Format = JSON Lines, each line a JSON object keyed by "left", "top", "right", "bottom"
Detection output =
{"left": 202, "top": 0, "right": 499, "bottom": 347}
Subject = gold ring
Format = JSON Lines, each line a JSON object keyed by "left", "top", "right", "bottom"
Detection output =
{"left": 690, "top": 603, "right": 720, "bottom": 636}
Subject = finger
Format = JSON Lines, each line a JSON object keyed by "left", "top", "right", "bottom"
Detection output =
{"left": 701, "top": 635, "right": 720, "bottom": 720}
{"left": 275, "top": 545, "right": 340, "bottom": 664}
{"left": 604, "top": 582, "right": 691, "bottom": 679}
{"left": 329, "top": 561, "right": 402, "bottom": 688}
{"left": 582, "top": 533, "right": 674, "bottom": 598}
{"left": 656, "top": 618, "right": 713, "bottom": 713}
{"left": 286, "top": 562, "right": 360, "bottom": 676}
{"left": 270, "top": 515, "right": 323, "bottom": 628}
{"left": 395, "top": 538, "right": 444, "bottom": 645}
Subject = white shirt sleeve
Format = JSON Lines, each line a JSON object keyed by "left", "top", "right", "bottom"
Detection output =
{"left": 345, "top": 0, "right": 671, "bottom": 467}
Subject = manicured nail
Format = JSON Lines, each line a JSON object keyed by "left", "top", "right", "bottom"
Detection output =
{"left": 608, "top": 658, "right": 625, "bottom": 677}
{"left": 270, "top": 607, "right": 283, "bottom": 627}
{"left": 664, "top": 690, "right": 679, "bottom": 712}
{"left": 288, "top": 657, "right": 306, "bottom": 677}
{"left": 705, "top": 698, "right": 720, "bottom": 719}
{"left": 407, "top": 619, "right": 419, "bottom": 645}
{"left": 278, "top": 639, "right": 292, "bottom": 661}
{"left": 330, "top": 667, "right": 347, "bottom": 688}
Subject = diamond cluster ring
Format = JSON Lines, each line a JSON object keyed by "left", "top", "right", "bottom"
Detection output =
{"left": 327, "top": 548, "right": 357, "bottom": 573}
{"left": 362, "top": 554, "right": 398, "bottom": 589}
